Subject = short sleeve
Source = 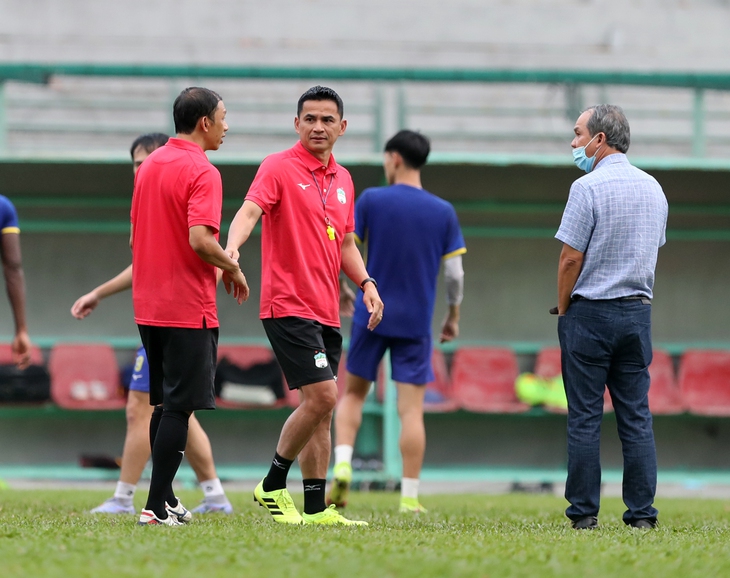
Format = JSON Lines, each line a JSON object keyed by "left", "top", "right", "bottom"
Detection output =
{"left": 245, "top": 156, "right": 281, "bottom": 214}
{"left": 659, "top": 198, "right": 668, "bottom": 248}
{"left": 187, "top": 166, "right": 222, "bottom": 232}
{"left": 354, "top": 189, "right": 369, "bottom": 244}
{"left": 555, "top": 181, "right": 594, "bottom": 253}
{"left": 0, "top": 197, "right": 20, "bottom": 233}
{"left": 443, "top": 203, "right": 466, "bottom": 258}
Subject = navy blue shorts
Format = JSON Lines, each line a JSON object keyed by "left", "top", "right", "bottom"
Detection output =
{"left": 346, "top": 322, "right": 434, "bottom": 385}
{"left": 129, "top": 345, "right": 150, "bottom": 394}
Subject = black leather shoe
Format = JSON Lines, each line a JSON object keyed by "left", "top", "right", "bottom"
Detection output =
{"left": 571, "top": 516, "right": 598, "bottom": 529}
{"left": 630, "top": 519, "right": 657, "bottom": 529}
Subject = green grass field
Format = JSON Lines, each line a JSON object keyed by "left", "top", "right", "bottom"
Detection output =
{"left": 1, "top": 489, "right": 730, "bottom": 577}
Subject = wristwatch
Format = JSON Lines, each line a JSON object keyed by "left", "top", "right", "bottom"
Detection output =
{"left": 360, "top": 277, "right": 377, "bottom": 290}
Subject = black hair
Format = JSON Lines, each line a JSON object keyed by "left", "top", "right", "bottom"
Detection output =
{"left": 173, "top": 87, "right": 222, "bottom": 135}
{"left": 297, "top": 86, "right": 344, "bottom": 118}
{"left": 583, "top": 104, "right": 631, "bottom": 153}
{"left": 384, "top": 130, "right": 431, "bottom": 169}
{"left": 129, "top": 133, "right": 170, "bottom": 159}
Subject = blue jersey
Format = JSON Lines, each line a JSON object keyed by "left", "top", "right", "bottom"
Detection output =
{"left": 0, "top": 196, "right": 20, "bottom": 235}
{"left": 352, "top": 184, "right": 466, "bottom": 338}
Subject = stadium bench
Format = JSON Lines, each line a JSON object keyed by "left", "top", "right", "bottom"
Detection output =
{"left": 48, "top": 343, "right": 126, "bottom": 410}
{"left": 451, "top": 347, "right": 529, "bottom": 413}
{"left": 216, "top": 344, "right": 295, "bottom": 409}
{"left": 678, "top": 350, "right": 730, "bottom": 416}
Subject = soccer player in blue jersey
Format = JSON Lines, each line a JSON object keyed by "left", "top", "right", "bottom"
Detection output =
{"left": 0, "top": 195, "right": 32, "bottom": 369}
{"left": 71, "top": 133, "right": 233, "bottom": 517}
{"left": 328, "top": 130, "right": 466, "bottom": 513}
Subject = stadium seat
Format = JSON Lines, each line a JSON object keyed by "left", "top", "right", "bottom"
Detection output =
{"left": 451, "top": 347, "right": 529, "bottom": 413}
{"left": 0, "top": 343, "right": 44, "bottom": 366}
{"left": 534, "top": 346, "right": 613, "bottom": 412}
{"left": 647, "top": 349, "right": 684, "bottom": 415}
{"left": 48, "top": 343, "right": 126, "bottom": 410}
{"left": 678, "top": 350, "right": 730, "bottom": 416}
{"left": 216, "top": 345, "right": 293, "bottom": 409}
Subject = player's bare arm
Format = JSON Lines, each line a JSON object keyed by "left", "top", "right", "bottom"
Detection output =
{"left": 189, "top": 225, "right": 249, "bottom": 304}
{"left": 71, "top": 264, "right": 133, "bottom": 319}
{"left": 225, "top": 200, "right": 263, "bottom": 261}
{"left": 1, "top": 231, "right": 31, "bottom": 369}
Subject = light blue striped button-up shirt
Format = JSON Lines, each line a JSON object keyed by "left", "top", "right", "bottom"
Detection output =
{"left": 556, "top": 154, "right": 668, "bottom": 300}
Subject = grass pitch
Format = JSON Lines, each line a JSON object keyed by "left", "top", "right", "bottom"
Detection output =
{"left": 1, "top": 489, "right": 730, "bottom": 577}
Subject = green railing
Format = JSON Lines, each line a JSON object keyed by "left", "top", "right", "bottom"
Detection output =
{"left": 2, "top": 64, "right": 730, "bottom": 158}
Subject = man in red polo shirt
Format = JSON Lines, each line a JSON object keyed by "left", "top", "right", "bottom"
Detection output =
{"left": 226, "top": 86, "right": 383, "bottom": 526}
{"left": 131, "top": 87, "right": 248, "bottom": 527}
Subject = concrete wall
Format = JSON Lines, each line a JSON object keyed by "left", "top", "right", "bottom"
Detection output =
{"left": 3, "top": 0, "right": 730, "bottom": 70}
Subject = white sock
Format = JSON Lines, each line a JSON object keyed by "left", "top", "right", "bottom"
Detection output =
{"left": 200, "top": 478, "right": 227, "bottom": 503}
{"left": 401, "top": 477, "right": 420, "bottom": 500}
{"left": 113, "top": 481, "right": 136, "bottom": 504}
{"left": 334, "top": 445, "right": 354, "bottom": 466}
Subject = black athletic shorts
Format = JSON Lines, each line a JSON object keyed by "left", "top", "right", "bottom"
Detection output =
{"left": 137, "top": 324, "right": 218, "bottom": 411}
{"left": 262, "top": 317, "right": 342, "bottom": 389}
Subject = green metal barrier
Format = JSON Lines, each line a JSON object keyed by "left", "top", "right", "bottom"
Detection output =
{"left": 4, "top": 64, "right": 730, "bottom": 88}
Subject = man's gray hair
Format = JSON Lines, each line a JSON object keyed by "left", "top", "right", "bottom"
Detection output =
{"left": 583, "top": 104, "right": 631, "bottom": 153}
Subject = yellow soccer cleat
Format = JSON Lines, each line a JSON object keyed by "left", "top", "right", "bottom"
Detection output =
{"left": 253, "top": 479, "right": 304, "bottom": 525}
{"left": 302, "top": 504, "right": 368, "bottom": 526}
{"left": 326, "top": 461, "right": 353, "bottom": 508}
{"left": 399, "top": 497, "right": 428, "bottom": 514}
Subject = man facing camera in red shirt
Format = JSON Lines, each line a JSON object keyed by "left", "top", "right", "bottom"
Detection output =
{"left": 226, "top": 86, "right": 383, "bottom": 526}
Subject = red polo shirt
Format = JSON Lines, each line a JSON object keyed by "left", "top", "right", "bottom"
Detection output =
{"left": 131, "top": 138, "right": 222, "bottom": 328}
{"left": 246, "top": 141, "right": 355, "bottom": 327}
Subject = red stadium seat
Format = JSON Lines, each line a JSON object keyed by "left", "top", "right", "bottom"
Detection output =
{"left": 678, "top": 350, "right": 730, "bottom": 416}
{"left": 0, "top": 343, "right": 44, "bottom": 366}
{"left": 49, "top": 343, "right": 125, "bottom": 410}
{"left": 216, "top": 344, "right": 293, "bottom": 409}
{"left": 451, "top": 347, "right": 528, "bottom": 413}
{"left": 534, "top": 346, "right": 613, "bottom": 412}
{"left": 647, "top": 350, "right": 684, "bottom": 415}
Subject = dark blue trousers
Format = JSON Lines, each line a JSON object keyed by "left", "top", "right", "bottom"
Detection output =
{"left": 558, "top": 299, "right": 658, "bottom": 525}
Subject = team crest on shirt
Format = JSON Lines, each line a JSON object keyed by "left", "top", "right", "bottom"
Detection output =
{"left": 337, "top": 188, "right": 346, "bottom": 204}
{"left": 314, "top": 351, "right": 329, "bottom": 368}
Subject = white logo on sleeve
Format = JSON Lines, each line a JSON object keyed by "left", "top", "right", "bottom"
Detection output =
{"left": 337, "top": 188, "right": 346, "bottom": 204}
{"left": 298, "top": 183, "right": 311, "bottom": 190}
{"left": 314, "top": 351, "right": 328, "bottom": 368}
